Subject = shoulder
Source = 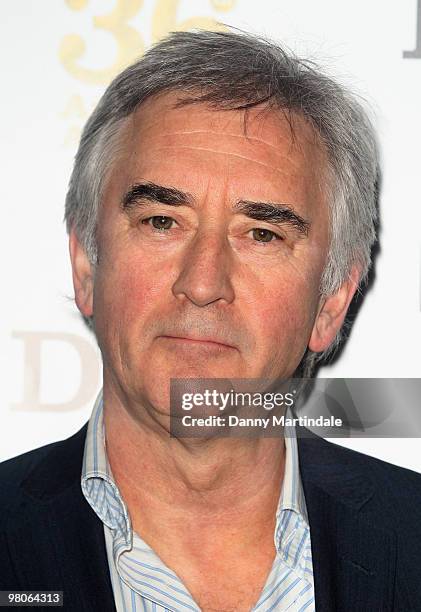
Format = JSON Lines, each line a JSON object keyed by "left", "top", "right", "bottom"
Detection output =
{"left": 299, "top": 433, "right": 421, "bottom": 521}
{"left": 0, "top": 440, "right": 61, "bottom": 496}
{"left": 320, "top": 436, "right": 421, "bottom": 489}
{"left": 0, "top": 424, "right": 88, "bottom": 530}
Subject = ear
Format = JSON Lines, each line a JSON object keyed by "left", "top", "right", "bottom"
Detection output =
{"left": 309, "top": 265, "right": 361, "bottom": 353}
{"left": 69, "top": 229, "right": 94, "bottom": 318}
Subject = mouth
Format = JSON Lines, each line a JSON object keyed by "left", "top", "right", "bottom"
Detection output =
{"left": 159, "top": 335, "right": 235, "bottom": 349}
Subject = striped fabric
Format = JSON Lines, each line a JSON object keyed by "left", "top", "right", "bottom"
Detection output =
{"left": 81, "top": 392, "right": 315, "bottom": 611}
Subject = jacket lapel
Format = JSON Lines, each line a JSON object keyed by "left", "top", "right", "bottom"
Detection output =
{"left": 297, "top": 435, "right": 396, "bottom": 611}
{"left": 7, "top": 424, "right": 116, "bottom": 612}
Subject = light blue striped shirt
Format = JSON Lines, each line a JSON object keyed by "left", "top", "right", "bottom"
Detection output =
{"left": 81, "top": 392, "right": 315, "bottom": 611}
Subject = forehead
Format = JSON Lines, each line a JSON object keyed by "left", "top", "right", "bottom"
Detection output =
{"left": 126, "top": 91, "right": 326, "bottom": 163}
{"left": 103, "top": 91, "right": 329, "bottom": 220}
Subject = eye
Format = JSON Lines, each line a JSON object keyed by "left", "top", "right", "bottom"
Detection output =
{"left": 251, "top": 228, "right": 283, "bottom": 243}
{"left": 142, "top": 216, "right": 175, "bottom": 231}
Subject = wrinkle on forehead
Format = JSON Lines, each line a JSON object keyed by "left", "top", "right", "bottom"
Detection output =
{"left": 151, "top": 130, "right": 308, "bottom": 155}
{"left": 151, "top": 144, "right": 304, "bottom": 178}
{"left": 128, "top": 91, "right": 326, "bottom": 161}
{"left": 140, "top": 131, "right": 306, "bottom": 170}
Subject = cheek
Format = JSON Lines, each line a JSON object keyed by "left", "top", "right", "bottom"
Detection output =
{"left": 259, "top": 291, "right": 305, "bottom": 332}
{"left": 93, "top": 254, "right": 170, "bottom": 335}
{"left": 238, "top": 236, "right": 325, "bottom": 327}
{"left": 249, "top": 280, "right": 319, "bottom": 351}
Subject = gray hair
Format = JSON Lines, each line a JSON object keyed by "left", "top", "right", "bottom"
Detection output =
{"left": 64, "top": 29, "right": 379, "bottom": 375}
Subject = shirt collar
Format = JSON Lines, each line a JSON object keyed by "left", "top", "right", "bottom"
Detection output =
{"left": 81, "top": 390, "right": 131, "bottom": 540}
{"left": 278, "top": 418, "right": 309, "bottom": 523}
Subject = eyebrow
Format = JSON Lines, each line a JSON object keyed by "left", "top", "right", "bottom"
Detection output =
{"left": 233, "top": 200, "right": 310, "bottom": 236}
{"left": 122, "top": 182, "right": 194, "bottom": 209}
{"left": 121, "top": 181, "right": 310, "bottom": 236}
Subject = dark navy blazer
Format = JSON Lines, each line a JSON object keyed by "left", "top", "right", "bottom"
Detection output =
{"left": 1, "top": 423, "right": 421, "bottom": 611}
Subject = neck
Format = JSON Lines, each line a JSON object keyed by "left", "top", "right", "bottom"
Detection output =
{"left": 102, "top": 383, "right": 286, "bottom": 544}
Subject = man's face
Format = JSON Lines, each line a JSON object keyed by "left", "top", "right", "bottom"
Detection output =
{"left": 72, "top": 93, "right": 344, "bottom": 418}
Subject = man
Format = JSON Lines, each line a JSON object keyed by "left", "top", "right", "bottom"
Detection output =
{"left": 1, "top": 30, "right": 420, "bottom": 612}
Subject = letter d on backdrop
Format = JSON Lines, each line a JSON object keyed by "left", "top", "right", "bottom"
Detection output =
{"left": 12, "top": 331, "right": 100, "bottom": 411}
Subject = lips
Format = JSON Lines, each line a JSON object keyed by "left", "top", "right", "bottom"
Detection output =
{"left": 160, "top": 335, "right": 235, "bottom": 349}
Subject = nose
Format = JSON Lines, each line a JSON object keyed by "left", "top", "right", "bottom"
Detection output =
{"left": 172, "top": 230, "right": 235, "bottom": 307}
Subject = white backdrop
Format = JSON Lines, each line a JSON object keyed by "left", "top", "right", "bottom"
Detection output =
{"left": 1, "top": 0, "right": 420, "bottom": 469}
